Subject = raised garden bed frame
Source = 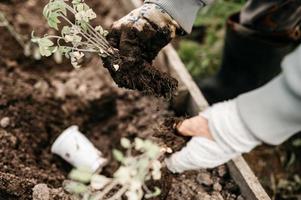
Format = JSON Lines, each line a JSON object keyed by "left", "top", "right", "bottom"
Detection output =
{"left": 120, "top": 0, "right": 271, "bottom": 199}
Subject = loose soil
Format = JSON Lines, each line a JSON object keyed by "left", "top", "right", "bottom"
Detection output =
{"left": 244, "top": 134, "right": 301, "bottom": 200}
{"left": 104, "top": 21, "right": 178, "bottom": 98}
{"left": 0, "top": 0, "right": 242, "bottom": 200}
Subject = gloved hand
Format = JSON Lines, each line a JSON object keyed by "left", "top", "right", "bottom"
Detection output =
{"left": 108, "top": 3, "right": 183, "bottom": 63}
{"left": 165, "top": 100, "right": 262, "bottom": 173}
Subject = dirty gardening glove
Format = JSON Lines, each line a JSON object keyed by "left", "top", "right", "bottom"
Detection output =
{"left": 108, "top": 3, "right": 183, "bottom": 63}
{"left": 165, "top": 100, "right": 262, "bottom": 173}
{"left": 103, "top": 3, "right": 181, "bottom": 97}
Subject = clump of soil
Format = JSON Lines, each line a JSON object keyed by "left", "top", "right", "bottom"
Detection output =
{"left": 104, "top": 57, "right": 178, "bottom": 99}
{"left": 104, "top": 16, "right": 179, "bottom": 98}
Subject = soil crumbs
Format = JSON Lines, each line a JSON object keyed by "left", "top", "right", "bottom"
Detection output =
{"left": 0, "top": 0, "right": 242, "bottom": 200}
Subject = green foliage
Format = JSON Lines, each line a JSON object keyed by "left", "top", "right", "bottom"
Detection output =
{"left": 64, "top": 138, "right": 166, "bottom": 200}
{"left": 178, "top": 0, "right": 245, "bottom": 79}
{"left": 32, "top": 0, "right": 116, "bottom": 69}
{"left": 113, "top": 149, "right": 125, "bottom": 162}
{"left": 31, "top": 33, "right": 57, "bottom": 56}
{"left": 68, "top": 168, "right": 93, "bottom": 183}
{"left": 63, "top": 180, "right": 88, "bottom": 194}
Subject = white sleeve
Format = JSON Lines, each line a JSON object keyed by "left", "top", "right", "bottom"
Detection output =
{"left": 144, "top": 0, "right": 215, "bottom": 33}
{"left": 237, "top": 44, "right": 301, "bottom": 145}
{"left": 166, "top": 100, "right": 261, "bottom": 173}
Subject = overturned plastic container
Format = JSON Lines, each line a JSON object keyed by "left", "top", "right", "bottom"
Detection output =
{"left": 51, "top": 125, "right": 107, "bottom": 173}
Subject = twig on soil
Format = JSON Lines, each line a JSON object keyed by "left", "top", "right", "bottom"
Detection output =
{"left": 0, "top": 11, "right": 62, "bottom": 61}
{"left": 0, "top": 11, "right": 26, "bottom": 48}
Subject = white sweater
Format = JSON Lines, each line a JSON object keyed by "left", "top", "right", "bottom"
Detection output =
{"left": 145, "top": 0, "right": 213, "bottom": 33}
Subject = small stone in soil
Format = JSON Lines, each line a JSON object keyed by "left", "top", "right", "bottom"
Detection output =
{"left": 211, "top": 191, "right": 224, "bottom": 200}
{"left": 217, "top": 165, "right": 227, "bottom": 177}
{"left": 196, "top": 172, "right": 213, "bottom": 186}
{"left": 32, "top": 184, "right": 50, "bottom": 200}
{"left": 0, "top": 117, "right": 10, "bottom": 128}
{"left": 213, "top": 182, "right": 222, "bottom": 192}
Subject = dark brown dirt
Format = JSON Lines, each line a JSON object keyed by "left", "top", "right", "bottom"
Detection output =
{"left": 0, "top": 0, "right": 242, "bottom": 199}
{"left": 104, "top": 57, "right": 178, "bottom": 99}
{"left": 244, "top": 133, "right": 301, "bottom": 200}
{"left": 104, "top": 15, "right": 179, "bottom": 98}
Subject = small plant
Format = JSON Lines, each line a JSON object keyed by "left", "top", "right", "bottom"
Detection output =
{"left": 64, "top": 138, "right": 171, "bottom": 200}
{"left": 31, "top": 0, "right": 118, "bottom": 69}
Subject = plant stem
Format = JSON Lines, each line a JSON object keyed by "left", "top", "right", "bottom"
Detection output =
{"left": 0, "top": 12, "right": 26, "bottom": 48}
{"left": 61, "top": 3, "right": 114, "bottom": 55}
{"left": 58, "top": 14, "right": 107, "bottom": 54}
{"left": 93, "top": 181, "right": 119, "bottom": 200}
{"left": 107, "top": 185, "right": 129, "bottom": 200}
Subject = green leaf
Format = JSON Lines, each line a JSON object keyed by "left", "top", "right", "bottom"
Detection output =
{"left": 145, "top": 187, "right": 161, "bottom": 199}
{"left": 61, "top": 26, "right": 71, "bottom": 35}
{"left": 58, "top": 46, "right": 72, "bottom": 54}
{"left": 134, "top": 138, "right": 144, "bottom": 151}
{"left": 90, "top": 174, "right": 111, "bottom": 190}
{"left": 103, "top": 30, "right": 109, "bottom": 37}
{"left": 47, "top": 12, "right": 60, "bottom": 30}
{"left": 39, "top": 46, "right": 52, "bottom": 57}
{"left": 95, "top": 26, "right": 104, "bottom": 34}
{"left": 121, "top": 138, "right": 131, "bottom": 149}
{"left": 72, "top": 0, "right": 82, "bottom": 5}
{"left": 80, "top": 21, "right": 88, "bottom": 31}
{"left": 112, "top": 149, "right": 124, "bottom": 162}
{"left": 68, "top": 168, "right": 93, "bottom": 183}
{"left": 76, "top": 3, "right": 85, "bottom": 12}
{"left": 39, "top": 38, "right": 54, "bottom": 47}
{"left": 63, "top": 180, "right": 88, "bottom": 194}
{"left": 144, "top": 140, "right": 160, "bottom": 159}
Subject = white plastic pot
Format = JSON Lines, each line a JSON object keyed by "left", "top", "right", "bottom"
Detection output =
{"left": 51, "top": 125, "right": 107, "bottom": 173}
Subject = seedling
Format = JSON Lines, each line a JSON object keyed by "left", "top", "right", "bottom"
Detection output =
{"left": 64, "top": 138, "right": 171, "bottom": 200}
{"left": 31, "top": 0, "right": 118, "bottom": 69}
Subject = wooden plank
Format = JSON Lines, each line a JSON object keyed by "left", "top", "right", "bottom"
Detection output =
{"left": 228, "top": 157, "right": 271, "bottom": 200}
{"left": 162, "top": 44, "right": 271, "bottom": 200}
{"left": 118, "top": 0, "right": 271, "bottom": 199}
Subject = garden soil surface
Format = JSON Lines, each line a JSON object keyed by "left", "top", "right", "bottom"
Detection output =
{"left": 0, "top": 0, "right": 243, "bottom": 199}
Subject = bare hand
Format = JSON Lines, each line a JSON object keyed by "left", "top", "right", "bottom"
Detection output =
{"left": 176, "top": 115, "right": 213, "bottom": 140}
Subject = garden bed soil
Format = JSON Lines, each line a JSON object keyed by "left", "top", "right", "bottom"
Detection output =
{"left": 0, "top": 0, "right": 242, "bottom": 199}
{"left": 244, "top": 135, "right": 301, "bottom": 200}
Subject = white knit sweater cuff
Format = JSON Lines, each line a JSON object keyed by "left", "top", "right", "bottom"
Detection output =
{"left": 201, "top": 100, "right": 261, "bottom": 154}
{"left": 165, "top": 100, "right": 261, "bottom": 173}
{"left": 144, "top": 0, "right": 208, "bottom": 33}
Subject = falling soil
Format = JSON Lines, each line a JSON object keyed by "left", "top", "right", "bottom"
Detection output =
{"left": 104, "top": 57, "right": 178, "bottom": 99}
{"left": 0, "top": 0, "right": 242, "bottom": 199}
{"left": 104, "top": 21, "right": 179, "bottom": 98}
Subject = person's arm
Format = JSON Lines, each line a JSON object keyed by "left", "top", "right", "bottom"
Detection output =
{"left": 144, "top": 0, "right": 214, "bottom": 33}
{"left": 237, "top": 44, "right": 301, "bottom": 145}
{"left": 166, "top": 44, "right": 301, "bottom": 173}
{"left": 107, "top": 0, "right": 213, "bottom": 64}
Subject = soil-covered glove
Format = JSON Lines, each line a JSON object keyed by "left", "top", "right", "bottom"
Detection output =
{"left": 102, "top": 3, "right": 181, "bottom": 98}
{"left": 108, "top": 3, "right": 183, "bottom": 63}
{"left": 165, "top": 100, "right": 262, "bottom": 173}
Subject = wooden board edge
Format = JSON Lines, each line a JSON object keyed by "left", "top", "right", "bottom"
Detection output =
{"left": 228, "top": 157, "right": 271, "bottom": 200}
{"left": 162, "top": 44, "right": 270, "bottom": 200}
{"left": 162, "top": 45, "right": 271, "bottom": 200}
{"left": 118, "top": 0, "right": 270, "bottom": 200}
